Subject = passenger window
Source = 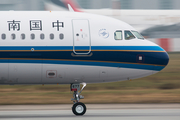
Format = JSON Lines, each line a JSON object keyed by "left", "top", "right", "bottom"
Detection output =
{"left": 59, "top": 33, "right": 64, "bottom": 40}
{"left": 114, "top": 31, "right": 122, "bottom": 40}
{"left": 1, "top": 33, "right": 6, "bottom": 40}
{"left": 11, "top": 34, "right": 16, "bottom": 40}
{"left": 40, "top": 33, "right": 45, "bottom": 40}
{"left": 124, "top": 31, "right": 136, "bottom": 40}
{"left": 21, "top": 34, "right": 25, "bottom": 40}
{"left": 31, "top": 33, "right": 35, "bottom": 40}
{"left": 50, "top": 33, "right": 54, "bottom": 40}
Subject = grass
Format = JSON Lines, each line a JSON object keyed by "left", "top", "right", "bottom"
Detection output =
{"left": 0, "top": 53, "right": 180, "bottom": 104}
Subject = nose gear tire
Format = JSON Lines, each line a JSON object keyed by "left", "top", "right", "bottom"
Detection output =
{"left": 72, "top": 102, "right": 86, "bottom": 116}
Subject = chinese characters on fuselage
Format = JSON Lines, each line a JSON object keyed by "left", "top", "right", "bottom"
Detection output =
{"left": 30, "top": 20, "right": 42, "bottom": 31}
{"left": 7, "top": 20, "right": 64, "bottom": 31}
{"left": 52, "top": 20, "right": 64, "bottom": 31}
{"left": 8, "top": 20, "right": 20, "bottom": 31}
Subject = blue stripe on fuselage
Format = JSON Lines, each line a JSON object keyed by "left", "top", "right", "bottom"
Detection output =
{"left": 0, "top": 46, "right": 164, "bottom": 51}
{"left": 0, "top": 46, "right": 167, "bottom": 71}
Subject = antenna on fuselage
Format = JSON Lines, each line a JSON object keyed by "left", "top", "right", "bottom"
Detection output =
{"left": 68, "top": 4, "right": 75, "bottom": 12}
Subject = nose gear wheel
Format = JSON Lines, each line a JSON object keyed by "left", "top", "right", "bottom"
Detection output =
{"left": 72, "top": 102, "right": 86, "bottom": 115}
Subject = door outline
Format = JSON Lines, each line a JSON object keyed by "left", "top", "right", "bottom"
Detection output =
{"left": 72, "top": 19, "right": 91, "bottom": 55}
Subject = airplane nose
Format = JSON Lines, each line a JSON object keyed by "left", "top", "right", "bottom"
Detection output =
{"left": 152, "top": 47, "right": 169, "bottom": 71}
{"left": 159, "top": 51, "right": 169, "bottom": 65}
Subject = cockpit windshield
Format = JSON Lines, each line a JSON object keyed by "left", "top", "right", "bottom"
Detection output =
{"left": 124, "top": 31, "right": 136, "bottom": 40}
{"left": 131, "top": 31, "right": 144, "bottom": 40}
{"left": 114, "top": 31, "right": 122, "bottom": 40}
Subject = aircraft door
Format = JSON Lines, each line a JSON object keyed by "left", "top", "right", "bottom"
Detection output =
{"left": 72, "top": 19, "right": 91, "bottom": 54}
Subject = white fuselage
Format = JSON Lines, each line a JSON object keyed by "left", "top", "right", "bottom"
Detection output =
{"left": 0, "top": 11, "right": 169, "bottom": 85}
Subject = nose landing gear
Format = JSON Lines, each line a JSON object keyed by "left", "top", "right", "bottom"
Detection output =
{"left": 70, "top": 83, "right": 86, "bottom": 116}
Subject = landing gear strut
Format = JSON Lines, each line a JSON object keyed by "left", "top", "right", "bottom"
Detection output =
{"left": 70, "top": 83, "right": 86, "bottom": 115}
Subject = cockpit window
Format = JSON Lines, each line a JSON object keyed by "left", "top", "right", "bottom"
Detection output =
{"left": 114, "top": 31, "right": 122, "bottom": 40}
{"left": 132, "top": 31, "right": 144, "bottom": 40}
{"left": 124, "top": 31, "right": 136, "bottom": 40}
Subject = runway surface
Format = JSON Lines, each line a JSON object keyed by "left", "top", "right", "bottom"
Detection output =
{"left": 0, "top": 104, "right": 180, "bottom": 120}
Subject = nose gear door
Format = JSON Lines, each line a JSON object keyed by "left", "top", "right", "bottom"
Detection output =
{"left": 72, "top": 19, "right": 91, "bottom": 55}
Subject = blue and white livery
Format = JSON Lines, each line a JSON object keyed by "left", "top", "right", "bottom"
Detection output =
{"left": 0, "top": 9, "right": 169, "bottom": 115}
